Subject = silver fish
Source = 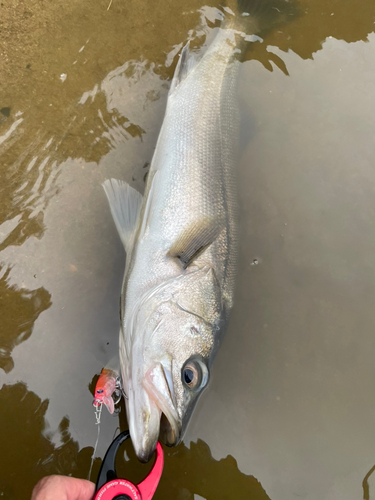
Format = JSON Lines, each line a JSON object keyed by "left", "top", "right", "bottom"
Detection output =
{"left": 104, "top": 15, "right": 243, "bottom": 462}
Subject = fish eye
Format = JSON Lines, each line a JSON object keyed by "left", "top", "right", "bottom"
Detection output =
{"left": 96, "top": 389, "right": 104, "bottom": 394}
{"left": 183, "top": 366, "right": 198, "bottom": 387}
{"left": 182, "top": 359, "right": 209, "bottom": 391}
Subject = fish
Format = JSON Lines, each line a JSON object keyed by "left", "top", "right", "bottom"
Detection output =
{"left": 103, "top": 1, "right": 292, "bottom": 461}
{"left": 93, "top": 368, "right": 120, "bottom": 414}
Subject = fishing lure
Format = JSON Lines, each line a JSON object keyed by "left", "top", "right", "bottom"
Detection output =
{"left": 93, "top": 368, "right": 122, "bottom": 415}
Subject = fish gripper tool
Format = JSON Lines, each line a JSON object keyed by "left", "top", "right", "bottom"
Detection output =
{"left": 94, "top": 430, "right": 164, "bottom": 500}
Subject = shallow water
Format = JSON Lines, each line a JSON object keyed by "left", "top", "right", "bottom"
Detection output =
{"left": 1, "top": 0, "right": 375, "bottom": 498}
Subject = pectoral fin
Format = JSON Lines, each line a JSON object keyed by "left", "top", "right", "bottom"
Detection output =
{"left": 168, "top": 217, "right": 222, "bottom": 269}
{"left": 102, "top": 179, "right": 143, "bottom": 252}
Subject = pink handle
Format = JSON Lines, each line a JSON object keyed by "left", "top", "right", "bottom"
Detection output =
{"left": 137, "top": 442, "right": 164, "bottom": 500}
{"left": 94, "top": 441, "right": 164, "bottom": 500}
{"left": 94, "top": 479, "right": 141, "bottom": 499}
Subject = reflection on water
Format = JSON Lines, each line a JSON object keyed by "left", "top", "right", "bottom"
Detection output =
{"left": 0, "top": 267, "right": 51, "bottom": 373}
{"left": 117, "top": 438, "right": 271, "bottom": 500}
{"left": 0, "top": 382, "right": 266, "bottom": 500}
{"left": 0, "top": 382, "right": 99, "bottom": 500}
{"left": 1, "top": 0, "right": 375, "bottom": 498}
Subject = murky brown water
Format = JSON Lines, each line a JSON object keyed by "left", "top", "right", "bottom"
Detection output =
{"left": 1, "top": 0, "right": 375, "bottom": 498}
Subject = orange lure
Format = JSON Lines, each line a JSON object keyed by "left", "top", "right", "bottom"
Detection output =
{"left": 93, "top": 368, "right": 120, "bottom": 414}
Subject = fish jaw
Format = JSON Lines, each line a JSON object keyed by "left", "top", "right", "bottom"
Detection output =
{"left": 126, "top": 361, "right": 181, "bottom": 462}
{"left": 126, "top": 379, "right": 162, "bottom": 463}
{"left": 144, "top": 362, "right": 181, "bottom": 447}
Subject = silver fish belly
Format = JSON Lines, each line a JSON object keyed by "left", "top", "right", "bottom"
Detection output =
{"left": 103, "top": 27, "right": 240, "bottom": 462}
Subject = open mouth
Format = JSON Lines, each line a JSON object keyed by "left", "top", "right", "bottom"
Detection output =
{"left": 160, "top": 412, "right": 178, "bottom": 446}
{"left": 143, "top": 362, "right": 181, "bottom": 447}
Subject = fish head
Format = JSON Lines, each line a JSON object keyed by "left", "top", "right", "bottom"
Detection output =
{"left": 123, "top": 265, "right": 224, "bottom": 462}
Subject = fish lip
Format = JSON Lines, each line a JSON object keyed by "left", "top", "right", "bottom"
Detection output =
{"left": 143, "top": 362, "right": 181, "bottom": 447}
{"left": 127, "top": 361, "right": 181, "bottom": 462}
{"left": 126, "top": 389, "right": 161, "bottom": 463}
{"left": 137, "top": 447, "right": 157, "bottom": 464}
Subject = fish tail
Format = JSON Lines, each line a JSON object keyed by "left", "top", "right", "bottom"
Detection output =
{"left": 223, "top": 0, "right": 299, "bottom": 36}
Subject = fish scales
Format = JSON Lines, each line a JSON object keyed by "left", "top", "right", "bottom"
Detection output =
{"left": 127, "top": 31, "right": 239, "bottom": 317}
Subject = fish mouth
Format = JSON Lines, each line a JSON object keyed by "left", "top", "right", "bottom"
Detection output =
{"left": 127, "top": 361, "right": 181, "bottom": 462}
{"left": 127, "top": 387, "right": 161, "bottom": 463}
{"left": 160, "top": 412, "right": 178, "bottom": 446}
{"left": 144, "top": 362, "right": 181, "bottom": 444}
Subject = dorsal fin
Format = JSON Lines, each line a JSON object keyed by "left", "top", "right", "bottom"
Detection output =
{"left": 102, "top": 179, "right": 143, "bottom": 252}
{"left": 168, "top": 216, "right": 223, "bottom": 269}
{"left": 169, "top": 42, "right": 199, "bottom": 95}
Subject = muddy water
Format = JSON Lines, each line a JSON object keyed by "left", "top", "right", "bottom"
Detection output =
{"left": 1, "top": 0, "right": 375, "bottom": 499}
